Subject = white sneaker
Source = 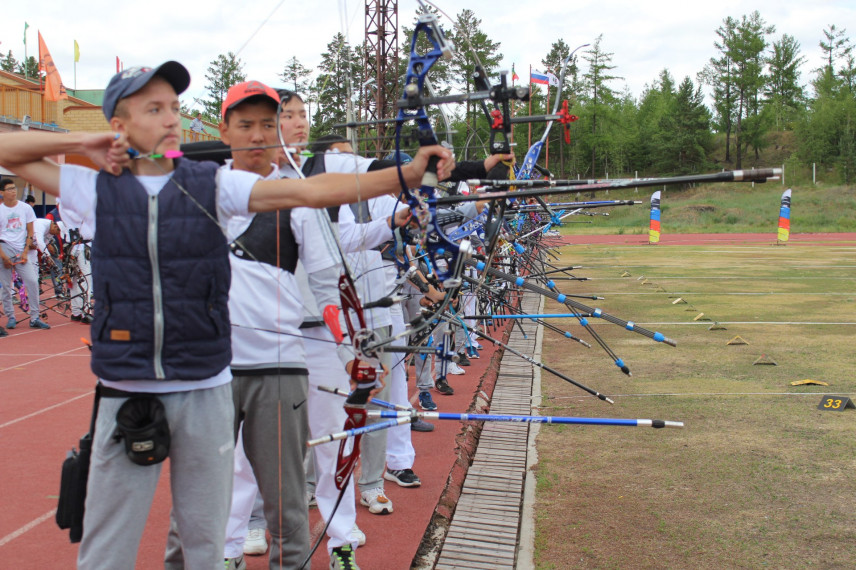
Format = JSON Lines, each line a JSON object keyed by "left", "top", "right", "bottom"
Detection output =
{"left": 243, "top": 528, "right": 268, "bottom": 556}
{"left": 351, "top": 523, "right": 366, "bottom": 547}
{"left": 447, "top": 362, "right": 465, "bottom": 375}
{"left": 359, "top": 487, "right": 393, "bottom": 515}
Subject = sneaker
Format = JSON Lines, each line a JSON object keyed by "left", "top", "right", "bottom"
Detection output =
{"left": 6, "top": 317, "right": 16, "bottom": 329}
{"left": 70, "top": 314, "right": 82, "bottom": 321}
{"left": 29, "top": 318, "right": 50, "bottom": 330}
{"left": 418, "top": 391, "right": 437, "bottom": 411}
{"left": 351, "top": 523, "right": 366, "bottom": 547}
{"left": 447, "top": 362, "right": 465, "bottom": 375}
{"left": 360, "top": 487, "right": 393, "bottom": 515}
{"left": 80, "top": 314, "right": 93, "bottom": 324}
{"left": 466, "top": 346, "right": 480, "bottom": 359}
{"left": 435, "top": 378, "right": 454, "bottom": 395}
{"left": 472, "top": 342, "right": 484, "bottom": 350}
{"left": 384, "top": 468, "right": 422, "bottom": 487}
{"left": 0, "top": 326, "right": 6, "bottom": 337}
{"left": 307, "top": 492, "right": 317, "bottom": 508}
{"left": 330, "top": 544, "right": 360, "bottom": 570}
{"left": 456, "top": 352, "right": 471, "bottom": 366}
{"left": 224, "top": 556, "right": 247, "bottom": 570}
{"left": 243, "top": 528, "right": 268, "bottom": 556}
{"left": 411, "top": 418, "right": 435, "bottom": 432}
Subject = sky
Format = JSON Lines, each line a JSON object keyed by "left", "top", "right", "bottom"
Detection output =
{"left": 1, "top": 0, "right": 853, "bottom": 113}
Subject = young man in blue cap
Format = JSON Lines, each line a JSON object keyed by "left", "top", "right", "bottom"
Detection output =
{"left": 0, "top": 61, "right": 452, "bottom": 569}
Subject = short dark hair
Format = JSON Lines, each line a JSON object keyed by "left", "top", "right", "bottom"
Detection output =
{"left": 223, "top": 95, "right": 279, "bottom": 125}
{"left": 0, "top": 178, "right": 16, "bottom": 190}
{"left": 25, "top": 195, "right": 36, "bottom": 203}
{"left": 309, "top": 134, "right": 349, "bottom": 154}
{"left": 276, "top": 89, "right": 305, "bottom": 106}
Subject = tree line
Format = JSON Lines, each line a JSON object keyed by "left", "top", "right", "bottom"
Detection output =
{"left": 3, "top": 10, "right": 853, "bottom": 182}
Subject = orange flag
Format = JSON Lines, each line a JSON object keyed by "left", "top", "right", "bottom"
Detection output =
{"left": 38, "top": 31, "right": 68, "bottom": 102}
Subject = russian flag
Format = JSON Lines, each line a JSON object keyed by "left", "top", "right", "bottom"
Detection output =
{"left": 531, "top": 70, "right": 549, "bottom": 85}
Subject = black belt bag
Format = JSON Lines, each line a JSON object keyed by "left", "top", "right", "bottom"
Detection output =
{"left": 113, "top": 395, "right": 170, "bottom": 466}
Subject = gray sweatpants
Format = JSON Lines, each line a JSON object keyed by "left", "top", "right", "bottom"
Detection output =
{"left": 165, "top": 373, "right": 310, "bottom": 569}
{"left": 358, "top": 326, "right": 393, "bottom": 493}
{"left": 234, "top": 373, "right": 310, "bottom": 569}
{"left": 0, "top": 243, "right": 40, "bottom": 321}
{"left": 78, "top": 384, "right": 234, "bottom": 570}
{"left": 402, "top": 295, "right": 434, "bottom": 392}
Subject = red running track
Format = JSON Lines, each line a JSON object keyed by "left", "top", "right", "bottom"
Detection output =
{"left": 0, "top": 307, "right": 505, "bottom": 569}
{"left": 561, "top": 232, "right": 856, "bottom": 246}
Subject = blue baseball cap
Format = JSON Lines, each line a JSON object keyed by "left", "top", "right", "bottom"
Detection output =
{"left": 102, "top": 61, "right": 190, "bottom": 120}
{"left": 384, "top": 150, "right": 413, "bottom": 163}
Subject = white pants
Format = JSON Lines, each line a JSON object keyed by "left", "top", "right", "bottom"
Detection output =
{"left": 70, "top": 244, "right": 92, "bottom": 316}
{"left": 304, "top": 326, "right": 358, "bottom": 552}
{"left": 386, "top": 311, "right": 415, "bottom": 470}
{"left": 223, "top": 430, "right": 258, "bottom": 558}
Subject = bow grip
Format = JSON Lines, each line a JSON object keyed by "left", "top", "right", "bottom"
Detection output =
{"left": 421, "top": 154, "right": 440, "bottom": 190}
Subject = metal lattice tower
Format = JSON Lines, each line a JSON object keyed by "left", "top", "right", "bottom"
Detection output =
{"left": 363, "top": 0, "right": 398, "bottom": 157}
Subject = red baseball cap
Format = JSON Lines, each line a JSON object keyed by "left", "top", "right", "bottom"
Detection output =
{"left": 221, "top": 80, "right": 281, "bottom": 120}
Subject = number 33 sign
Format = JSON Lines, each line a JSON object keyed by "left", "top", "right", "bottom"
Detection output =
{"left": 817, "top": 396, "right": 855, "bottom": 411}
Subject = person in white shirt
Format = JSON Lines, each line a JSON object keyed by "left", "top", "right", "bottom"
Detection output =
{"left": 0, "top": 177, "right": 50, "bottom": 329}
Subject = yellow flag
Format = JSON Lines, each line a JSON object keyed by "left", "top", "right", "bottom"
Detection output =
{"left": 74, "top": 40, "right": 80, "bottom": 63}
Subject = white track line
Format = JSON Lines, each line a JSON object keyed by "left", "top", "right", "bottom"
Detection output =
{"left": 0, "top": 509, "right": 57, "bottom": 547}
{"left": 545, "top": 392, "right": 855, "bottom": 400}
{"left": 0, "top": 391, "right": 92, "bottom": 429}
{"left": 576, "top": 321, "right": 856, "bottom": 326}
{"left": 0, "top": 345, "right": 88, "bottom": 374}
{"left": 593, "top": 292, "right": 855, "bottom": 296}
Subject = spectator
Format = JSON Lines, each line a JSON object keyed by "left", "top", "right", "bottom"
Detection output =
{"left": 189, "top": 112, "right": 205, "bottom": 134}
{"left": 0, "top": 177, "right": 50, "bottom": 330}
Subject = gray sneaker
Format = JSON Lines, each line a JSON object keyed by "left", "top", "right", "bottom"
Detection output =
{"left": 410, "top": 418, "right": 435, "bottom": 432}
{"left": 29, "top": 318, "right": 51, "bottom": 330}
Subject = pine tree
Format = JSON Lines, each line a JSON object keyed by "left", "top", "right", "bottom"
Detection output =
{"left": 448, "top": 9, "right": 502, "bottom": 159}
{"left": 279, "top": 56, "right": 312, "bottom": 95}
{"left": 1, "top": 51, "right": 19, "bottom": 73}
{"left": 765, "top": 34, "right": 806, "bottom": 130}
{"left": 726, "top": 11, "right": 775, "bottom": 168}
{"left": 700, "top": 16, "right": 737, "bottom": 163}
{"left": 313, "top": 33, "right": 360, "bottom": 139}
{"left": 581, "top": 35, "right": 621, "bottom": 176}
{"left": 819, "top": 25, "right": 852, "bottom": 74}
{"left": 202, "top": 52, "right": 246, "bottom": 122}
{"left": 16, "top": 56, "right": 39, "bottom": 79}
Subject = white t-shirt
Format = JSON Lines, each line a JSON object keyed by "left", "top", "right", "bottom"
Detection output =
{"left": 59, "top": 163, "right": 257, "bottom": 393}
{"left": 32, "top": 218, "right": 53, "bottom": 255}
{"left": 223, "top": 163, "right": 340, "bottom": 370}
{"left": 0, "top": 201, "right": 36, "bottom": 253}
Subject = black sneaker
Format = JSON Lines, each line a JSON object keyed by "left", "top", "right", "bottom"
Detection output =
{"left": 70, "top": 314, "right": 82, "bottom": 322}
{"left": 410, "top": 418, "right": 435, "bottom": 432}
{"left": 384, "top": 468, "right": 422, "bottom": 487}
{"left": 0, "top": 326, "right": 6, "bottom": 337}
{"left": 435, "top": 378, "right": 454, "bottom": 395}
{"left": 456, "top": 352, "right": 471, "bottom": 366}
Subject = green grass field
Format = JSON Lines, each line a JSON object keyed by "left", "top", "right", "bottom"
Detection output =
{"left": 551, "top": 182, "right": 855, "bottom": 235}
{"left": 533, "top": 240, "right": 856, "bottom": 569}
